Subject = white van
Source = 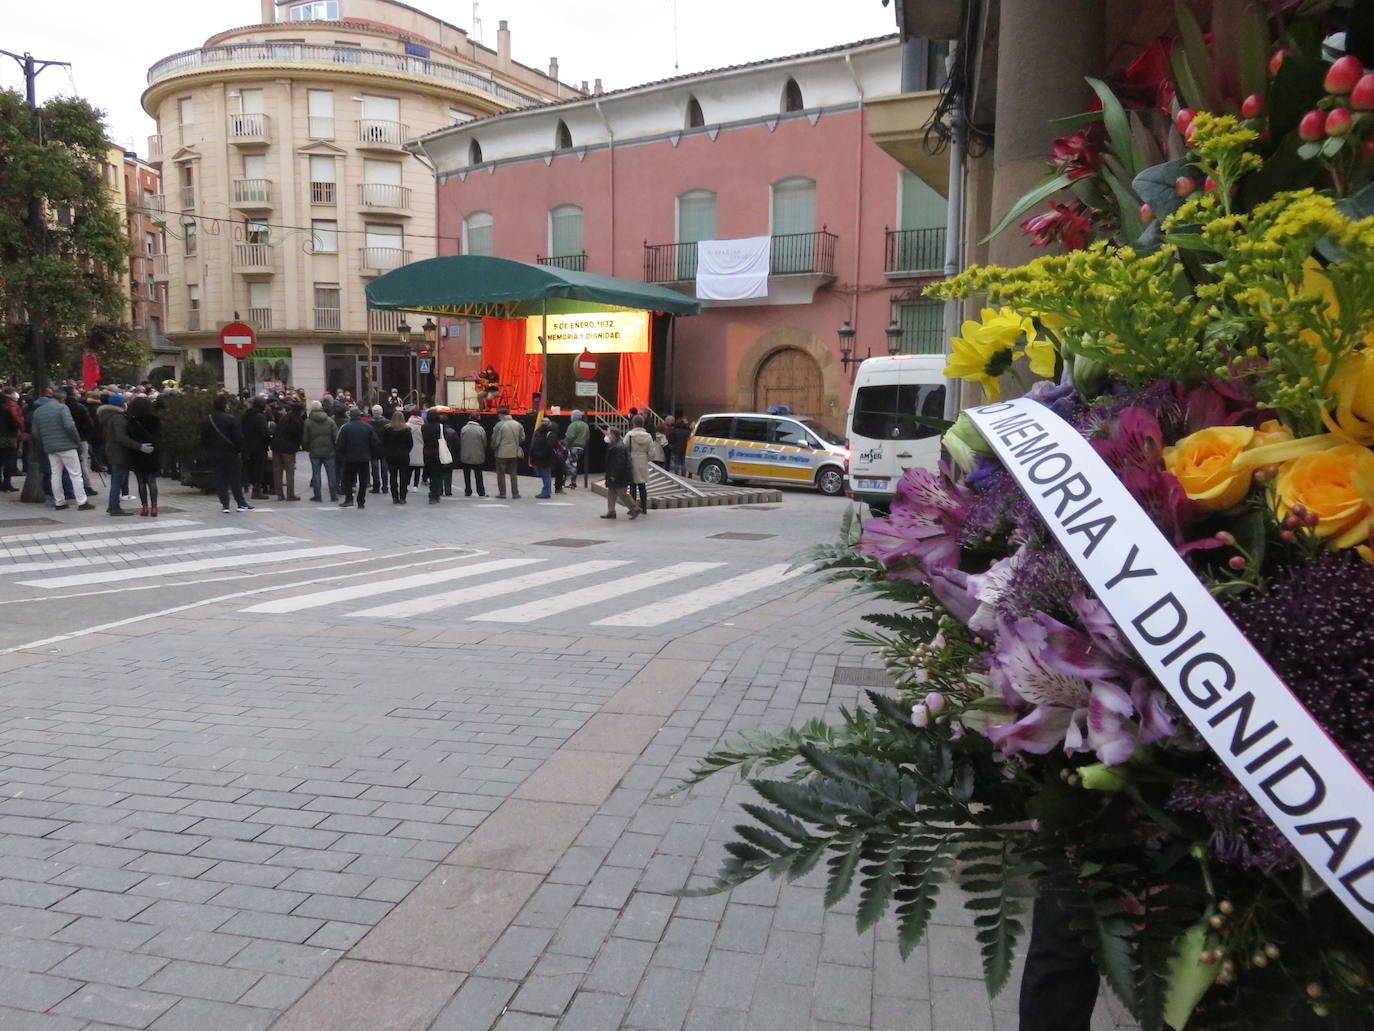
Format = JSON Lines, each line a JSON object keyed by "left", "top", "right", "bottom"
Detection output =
{"left": 845, "top": 354, "right": 948, "bottom": 512}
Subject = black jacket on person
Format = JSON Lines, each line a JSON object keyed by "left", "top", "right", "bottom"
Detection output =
{"left": 382, "top": 426, "right": 414, "bottom": 465}
{"left": 604, "top": 439, "right": 633, "bottom": 488}
{"left": 203, "top": 411, "right": 244, "bottom": 466}
{"left": 420, "top": 419, "right": 444, "bottom": 462}
{"left": 67, "top": 398, "right": 94, "bottom": 442}
{"left": 670, "top": 422, "right": 692, "bottom": 457}
{"left": 335, "top": 419, "right": 376, "bottom": 463}
{"left": 241, "top": 407, "right": 271, "bottom": 455}
{"left": 273, "top": 412, "right": 304, "bottom": 453}
{"left": 125, "top": 412, "right": 161, "bottom": 475}
{"left": 529, "top": 425, "right": 558, "bottom": 467}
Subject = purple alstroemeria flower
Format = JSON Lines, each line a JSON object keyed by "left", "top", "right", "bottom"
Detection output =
{"left": 1026, "top": 379, "right": 1080, "bottom": 419}
{"left": 984, "top": 605, "right": 1168, "bottom": 765}
{"left": 859, "top": 465, "right": 973, "bottom": 581}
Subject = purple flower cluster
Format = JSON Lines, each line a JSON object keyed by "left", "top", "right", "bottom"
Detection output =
{"left": 1225, "top": 553, "right": 1374, "bottom": 779}
{"left": 1167, "top": 777, "right": 1297, "bottom": 873}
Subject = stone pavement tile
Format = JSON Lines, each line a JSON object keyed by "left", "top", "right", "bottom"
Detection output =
{"left": 141, "top": 959, "right": 262, "bottom": 1002}
{"left": 472, "top": 925, "right": 554, "bottom": 982}
{"left": 0, "top": 967, "right": 83, "bottom": 1012}
{"left": 511, "top": 750, "right": 638, "bottom": 806}
{"left": 928, "top": 921, "right": 984, "bottom": 979}
{"left": 0, "top": 1008, "right": 85, "bottom": 1029}
{"left": 578, "top": 864, "right": 640, "bottom": 910}
{"left": 272, "top": 958, "right": 462, "bottom": 1031}
{"left": 139, "top": 928, "right": 251, "bottom": 966}
{"left": 146, "top": 995, "right": 275, "bottom": 1031}
{"left": 930, "top": 973, "right": 994, "bottom": 1030}
{"left": 507, "top": 953, "right": 585, "bottom": 1017}
{"left": 511, "top": 882, "right": 583, "bottom": 930}
{"left": 874, "top": 993, "right": 934, "bottom": 1030}
{"left": 51, "top": 982, "right": 178, "bottom": 1028}
{"left": 0, "top": 933, "right": 78, "bottom": 973}
{"left": 684, "top": 1004, "right": 749, "bottom": 1031}
{"left": 562, "top": 713, "right": 665, "bottom": 755}
{"left": 603, "top": 659, "right": 712, "bottom": 717}
{"left": 226, "top": 940, "right": 343, "bottom": 980}
{"left": 444, "top": 800, "right": 594, "bottom": 876}
{"left": 53, "top": 916, "right": 160, "bottom": 950}
{"left": 49, "top": 945, "right": 169, "bottom": 988}
{"left": 558, "top": 990, "right": 630, "bottom": 1030}
{"left": 492, "top": 1012, "right": 554, "bottom": 1030}
{"left": 623, "top": 964, "right": 700, "bottom": 1030}
{"left": 747, "top": 979, "right": 816, "bottom": 1031}
{"left": 612, "top": 891, "right": 675, "bottom": 942}
{"left": 428, "top": 974, "right": 519, "bottom": 1031}
{"left": 548, "top": 905, "right": 617, "bottom": 959}
{"left": 235, "top": 972, "right": 312, "bottom": 1010}
{"left": 351, "top": 866, "right": 542, "bottom": 972}
{"left": 582, "top": 936, "right": 655, "bottom": 996}
{"left": 693, "top": 948, "right": 762, "bottom": 1011}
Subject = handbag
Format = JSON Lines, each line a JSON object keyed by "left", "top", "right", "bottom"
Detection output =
{"left": 437, "top": 436, "right": 453, "bottom": 465}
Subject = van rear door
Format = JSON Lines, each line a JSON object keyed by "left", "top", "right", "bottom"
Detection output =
{"left": 847, "top": 368, "right": 946, "bottom": 502}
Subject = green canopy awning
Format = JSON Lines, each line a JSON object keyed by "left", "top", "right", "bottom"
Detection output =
{"left": 364, "top": 255, "right": 701, "bottom": 319}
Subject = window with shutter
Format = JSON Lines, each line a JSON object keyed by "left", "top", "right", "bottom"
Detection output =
{"left": 549, "top": 205, "right": 583, "bottom": 258}
{"left": 465, "top": 212, "right": 493, "bottom": 256}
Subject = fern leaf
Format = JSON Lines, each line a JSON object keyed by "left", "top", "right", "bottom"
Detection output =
{"left": 825, "top": 839, "right": 863, "bottom": 909}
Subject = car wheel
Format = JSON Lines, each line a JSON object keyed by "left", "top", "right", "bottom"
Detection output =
{"left": 816, "top": 467, "right": 845, "bottom": 496}
{"left": 698, "top": 459, "right": 728, "bottom": 486}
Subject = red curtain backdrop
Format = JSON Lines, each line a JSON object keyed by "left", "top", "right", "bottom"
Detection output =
{"left": 481, "top": 317, "right": 541, "bottom": 410}
{"left": 617, "top": 349, "right": 651, "bottom": 414}
{"left": 483, "top": 316, "right": 651, "bottom": 413}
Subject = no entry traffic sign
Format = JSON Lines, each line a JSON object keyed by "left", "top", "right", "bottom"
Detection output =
{"left": 575, "top": 349, "right": 598, "bottom": 379}
{"left": 219, "top": 321, "right": 257, "bottom": 360}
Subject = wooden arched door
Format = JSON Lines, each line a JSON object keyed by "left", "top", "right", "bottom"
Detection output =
{"left": 754, "top": 347, "right": 823, "bottom": 417}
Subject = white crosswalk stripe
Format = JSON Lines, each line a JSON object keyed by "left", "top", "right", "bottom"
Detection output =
{"left": 592, "top": 562, "right": 807, "bottom": 627}
{"left": 0, "top": 533, "right": 297, "bottom": 575}
{"left": 240, "top": 558, "right": 541, "bottom": 614}
{"left": 0, "top": 527, "right": 253, "bottom": 562}
{"left": 470, "top": 561, "right": 726, "bottom": 624}
{"left": 0, "top": 519, "right": 200, "bottom": 544}
{"left": 351, "top": 559, "right": 632, "bottom": 620}
{"left": 16, "top": 544, "right": 366, "bottom": 589}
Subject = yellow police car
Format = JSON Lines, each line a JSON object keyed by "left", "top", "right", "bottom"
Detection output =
{"left": 685, "top": 411, "right": 849, "bottom": 496}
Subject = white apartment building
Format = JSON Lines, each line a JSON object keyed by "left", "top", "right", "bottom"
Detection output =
{"left": 142, "top": 0, "right": 580, "bottom": 396}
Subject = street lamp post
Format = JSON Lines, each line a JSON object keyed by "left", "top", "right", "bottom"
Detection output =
{"left": 396, "top": 318, "right": 412, "bottom": 404}
{"left": 421, "top": 318, "right": 437, "bottom": 406}
{"left": 837, "top": 320, "right": 864, "bottom": 374}
{"left": 885, "top": 319, "right": 904, "bottom": 356}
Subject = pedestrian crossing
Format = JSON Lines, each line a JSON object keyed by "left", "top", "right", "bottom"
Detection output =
{"left": 233, "top": 554, "right": 809, "bottom": 628}
{"left": 0, "top": 519, "right": 366, "bottom": 590}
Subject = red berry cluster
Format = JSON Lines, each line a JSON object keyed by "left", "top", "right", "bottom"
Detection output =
{"left": 1294, "top": 54, "right": 1374, "bottom": 160}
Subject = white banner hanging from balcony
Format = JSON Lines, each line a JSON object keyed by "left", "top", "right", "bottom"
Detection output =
{"left": 696, "top": 236, "right": 770, "bottom": 301}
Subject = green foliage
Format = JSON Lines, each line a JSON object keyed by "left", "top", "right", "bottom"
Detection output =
{"left": 178, "top": 360, "right": 221, "bottom": 390}
{"left": 0, "top": 89, "right": 129, "bottom": 381}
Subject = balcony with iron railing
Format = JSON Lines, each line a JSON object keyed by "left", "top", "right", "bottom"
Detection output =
{"left": 178, "top": 186, "right": 195, "bottom": 210}
{"left": 368, "top": 309, "right": 404, "bottom": 333}
{"left": 232, "top": 178, "right": 273, "bottom": 207}
{"left": 147, "top": 194, "right": 167, "bottom": 215}
{"left": 147, "top": 134, "right": 162, "bottom": 160}
{"left": 537, "top": 252, "right": 587, "bottom": 272}
{"left": 884, "top": 226, "right": 946, "bottom": 275}
{"left": 314, "top": 307, "right": 342, "bottom": 331}
{"left": 147, "top": 42, "right": 544, "bottom": 109}
{"left": 227, "top": 112, "right": 271, "bottom": 142}
{"left": 643, "top": 230, "right": 838, "bottom": 282}
{"left": 233, "top": 243, "right": 273, "bottom": 270}
{"left": 246, "top": 307, "right": 272, "bottom": 330}
{"left": 359, "top": 246, "right": 409, "bottom": 274}
{"left": 358, "top": 182, "right": 411, "bottom": 210}
{"left": 356, "top": 119, "right": 409, "bottom": 148}
{"left": 310, "top": 181, "right": 337, "bottom": 205}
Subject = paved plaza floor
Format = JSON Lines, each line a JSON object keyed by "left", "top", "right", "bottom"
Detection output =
{"left": 0, "top": 468, "right": 1139, "bottom": 1030}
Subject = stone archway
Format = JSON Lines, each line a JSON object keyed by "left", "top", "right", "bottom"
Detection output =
{"left": 733, "top": 326, "right": 846, "bottom": 433}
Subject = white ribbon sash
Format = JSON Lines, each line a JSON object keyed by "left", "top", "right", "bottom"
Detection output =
{"left": 966, "top": 398, "right": 1374, "bottom": 934}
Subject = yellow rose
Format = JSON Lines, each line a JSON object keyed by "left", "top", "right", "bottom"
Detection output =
{"left": 1322, "top": 350, "right": 1374, "bottom": 446}
{"left": 1162, "top": 426, "right": 1256, "bottom": 511}
{"left": 1274, "top": 444, "right": 1374, "bottom": 549}
{"left": 1251, "top": 419, "right": 1294, "bottom": 449}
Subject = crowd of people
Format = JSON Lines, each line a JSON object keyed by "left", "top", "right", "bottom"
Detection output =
{"left": 0, "top": 378, "right": 697, "bottom": 520}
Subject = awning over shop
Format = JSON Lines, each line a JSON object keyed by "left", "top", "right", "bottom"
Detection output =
{"left": 364, "top": 255, "right": 702, "bottom": 318}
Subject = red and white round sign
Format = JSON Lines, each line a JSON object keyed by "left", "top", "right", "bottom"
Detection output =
{"left": 219, "top": 321, "right": 257, "bottom": 360}
{"left": 575, "top": 349, "right": 598, "bottom": 380}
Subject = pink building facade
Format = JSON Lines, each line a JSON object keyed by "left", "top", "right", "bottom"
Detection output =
{"left": 414, "top": 36, "right": 948, "bottom": 432}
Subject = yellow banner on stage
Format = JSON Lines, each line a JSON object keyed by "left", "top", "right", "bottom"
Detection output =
{"left": 524, "top": 311, "right": 650, "bottom": 354}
